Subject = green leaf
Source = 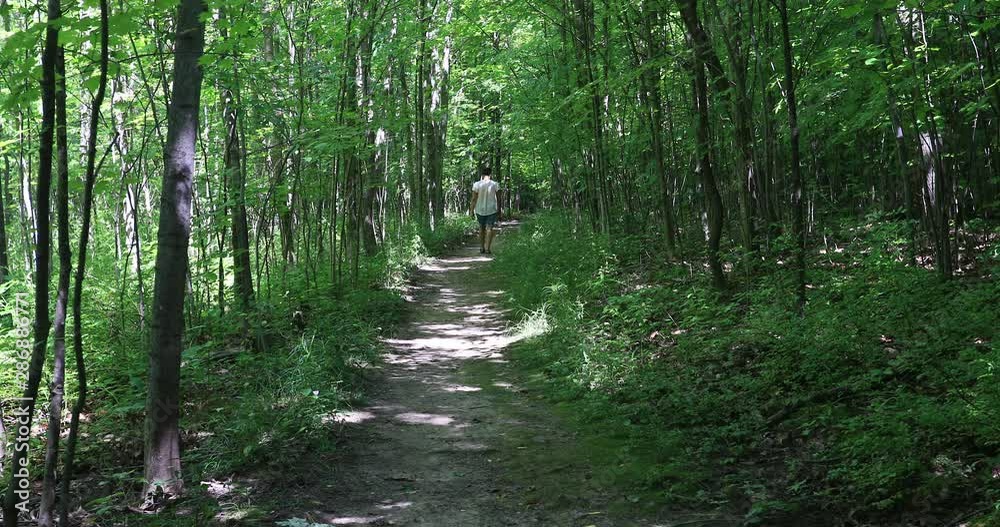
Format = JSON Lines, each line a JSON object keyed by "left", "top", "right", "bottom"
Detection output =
{"left": 83, "top": 74, "right": 103, "bottom": 92}
{"left": 108, "top": 12, "right": 141, "bottom": 35}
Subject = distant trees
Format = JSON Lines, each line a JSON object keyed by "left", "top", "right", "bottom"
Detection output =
{"left": 526, "top": 0, "right": 996, "bottom": 293}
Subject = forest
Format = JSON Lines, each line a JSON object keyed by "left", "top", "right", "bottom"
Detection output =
{"left": 0, "top": 0, "right": 997, "bottom": 524}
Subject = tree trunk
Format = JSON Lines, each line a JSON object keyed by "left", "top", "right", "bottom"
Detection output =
{"left": 60, "top": 0, "right": 108, "bottom": 520}
{"left": 573, "top": 0, "right": 610, "bottom": 233}
{"left": 37, "top": 47, "right": 72, "bottom": 527}
{"left": 873, "top": 12, "right": 918, "bottom": 262}
{"left": 777, "top": 0, "right": 806, "bottom": 310}
{"left": 2, "top": 0, "right": 58, "bottom": 521}
{"left": 0, "top": 133, "right": 9, "bottom": 284}
{"left": 415, "top": 0, "right": 429, "bottom": 228}
{"left": 219, "top": 7, "right": 255, "bottom": 312}
{"left": 638, "top": 5, "right": 678, "bottom": 255}
{"left": 676, "top": 0, "right": 727, "bottom": 291}
{"left": 143, "top": 0, "right": 207, "bottom": 505}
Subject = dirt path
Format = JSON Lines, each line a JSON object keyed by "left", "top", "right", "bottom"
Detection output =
{"left": 270, "top": 225, "right": 704, "bottom": 527}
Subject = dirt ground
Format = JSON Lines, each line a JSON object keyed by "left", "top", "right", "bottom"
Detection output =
{"left": 266, "top": 224, "right": 731, "bottom": 527}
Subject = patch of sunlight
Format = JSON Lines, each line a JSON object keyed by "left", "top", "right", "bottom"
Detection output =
{"left": 278, "top": 517, "right": 389, "bottom": 527}
{"left": 420, "top": 323, "right": 464, "bottom": 331}
{"left": 445, "top": 256, "right": 492, "bottom": 264}
{"left": 452, "top": 441, "right": 492, "bottom": 451}
{"left": 443, "top": 384, "right": 482, "bottom": 393}
{"left": 510, "top": 305, "right": 550, "bottom": 341}
{"left": 200, "top": 479, "right": 235, "bottom": 498}
{"left": 329, "top": 517, "right": 387, "bottom": 525}
{"left": 324, "top": 410, "right": 376, "bottom": 425}
{"left": 217, "top": 509, "right": 252, "bottom": 523}
{"left": 395, "top": 412, "right": 455, "bottom": 426}
{"left": 376, "top": 501, "right": 413, "bottom": 510}
{"left": 423, "top": 263, "right": 473, "bottom": 272}
{"left": 215, "top": 504, "right": 264, "bottom": 524}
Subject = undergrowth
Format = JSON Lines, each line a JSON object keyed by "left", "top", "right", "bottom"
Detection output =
{"left": 494, "top": 212, "right": 1000, "bottom": 526}
{"left": 0, "top": 216, "right": 473, "bottom": 524}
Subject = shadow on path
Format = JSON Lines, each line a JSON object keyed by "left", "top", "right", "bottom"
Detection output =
{"left": 268, "top": 223, "right": 719, "bottom": 527}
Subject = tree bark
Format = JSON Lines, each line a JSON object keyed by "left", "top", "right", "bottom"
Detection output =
{"left": 0, "top": 129, "right": 9, "bottom": 284}
{"left": 873, "top": 12, "right": 918, "bottom": 262}
{"left": 777, "top": 0, "right": 806, "bottom": 310}
{"left": 38, "top": 47, "right": 71, "bottom": 527}
{"left": 143, "top": 0, "right": 207, "bottom": 505}
{"left": 60, "top": 0, "right": 109, "bottom": 520}
{"left": 2, "top": 0, "right": 58, "bottom": 522}
{"left": 637, "top": 4, "right": 678, "bottom": 255}
{"left": 219, "top": 7, "right": 255, "bottom": 313}
{"left": 676, "top": 0, "right": 727, "bottom": 291}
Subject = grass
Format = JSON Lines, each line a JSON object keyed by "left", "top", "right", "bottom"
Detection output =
{"left": 491, "top": 212, "right": 1000, "bottom": 525}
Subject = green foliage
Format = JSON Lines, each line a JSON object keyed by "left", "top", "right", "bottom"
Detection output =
{"left": 495, "top": 212, "right": 1000, "bottom": 524}
{"left": 179, "top": 285, "right": 400, "bottom": 476}
{"left": 378, "top": 215, "right": 474, "bottom": 289}
{"left": 0, "top": 216, "right": 465, "bottom": 516}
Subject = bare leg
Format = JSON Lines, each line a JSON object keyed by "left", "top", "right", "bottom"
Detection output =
{"left": 485, "top": 226, "right": 495, "bottom": 252}
{"left": 479, "top": 224, "right": 486, "bottom": 251}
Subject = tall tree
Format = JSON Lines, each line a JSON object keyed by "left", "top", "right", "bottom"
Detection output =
{"left": 37, "top": 46, "right": 71, "bottom": 527}
{"left": 676, "top": 0, "right": 728, "bottom": 291}
{"left": 776, "top": 0, "right": 806, "bottom": 310}
{"left": 61, "top": 0, "right": 111, "bottom": 521}
{"left": 219, "top": 7, "right": 255, "bottom": 314}
{"left": 142, "top": 0, "right": 207, "bottom": 505}
{"left": 2, "top": 0, "right": 59, "bottom": 522}
{"left": 0, "top": 122, "right": 9, "bottom": 284}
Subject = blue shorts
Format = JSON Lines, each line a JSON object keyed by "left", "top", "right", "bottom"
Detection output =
{"left": 477, "top": 213, "right": 498, "bottom": 227}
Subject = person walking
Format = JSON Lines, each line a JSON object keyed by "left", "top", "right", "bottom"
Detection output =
{"left": 470, "top": 167, "right": 501, "bottom": 254}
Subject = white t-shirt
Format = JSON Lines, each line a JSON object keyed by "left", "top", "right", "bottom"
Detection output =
{"left": 473, "top": 179, "right": 499, "bottom": 216}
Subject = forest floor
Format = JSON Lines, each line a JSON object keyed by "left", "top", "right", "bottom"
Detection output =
{"left": 255, "top": 222, "right": 728, "bottom": 527}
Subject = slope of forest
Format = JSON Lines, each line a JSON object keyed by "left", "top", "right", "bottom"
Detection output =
{"left": 0, "top": 0, "right": 997, "bottom": 524}
{"left": 494, "top": 214, "right": 999, "bottom": 525}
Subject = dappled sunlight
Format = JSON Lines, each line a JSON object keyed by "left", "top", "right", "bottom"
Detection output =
{"left": 324, "top": 410, "right": 377, "bottom": 425}
{"left": 394, "top": 412, "right": 456, "bottom": 426}
{"left": 423, "top": 264, "right": 473, "bottom": 272}
{"left": 279, "top": 238, "right": 569, "bottom": 525}
{"left": 376, "top": 501, "right": 414, "bottom": 511}
{"left": 381, "top": 254, "right": 519, "bottom": 365}
{"left": 443, "top": 384, "right": 482, "bottom": 393}
{"left": 420, "top": 323, "right": 464, "bottom": 331}
{"left": 429, "top": 255, "right": 492, "bottom": 265}
{"left": 326, "top": 515, "right": 387, "bottom": 525}
{"left": 416, "top": 253, "right": 493, "bottom": 274}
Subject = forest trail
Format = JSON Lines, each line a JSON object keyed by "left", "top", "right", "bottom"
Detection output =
{"left": 268, "top": 223, "right": 695, "bottom": 527}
